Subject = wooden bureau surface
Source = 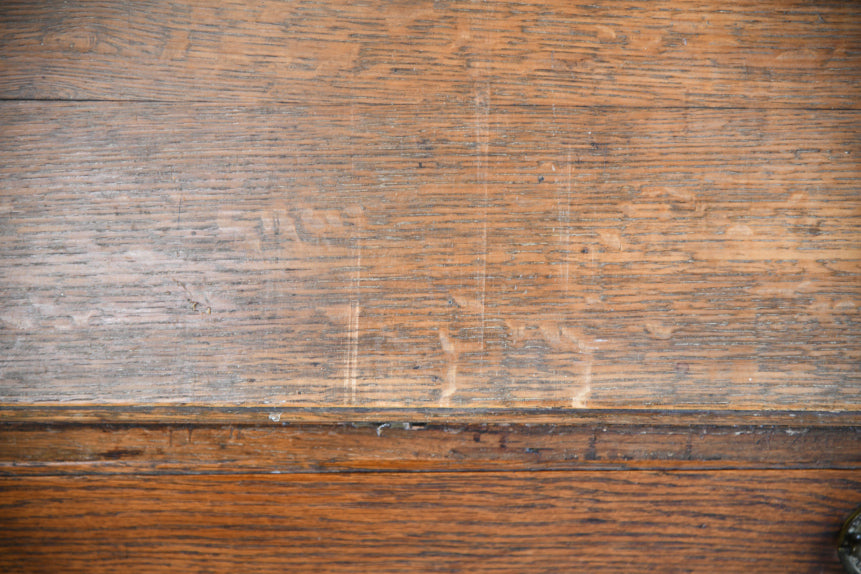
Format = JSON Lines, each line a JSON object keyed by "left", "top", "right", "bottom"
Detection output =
{"left": 0, "top": 1, "right": 859, "bottom": 571}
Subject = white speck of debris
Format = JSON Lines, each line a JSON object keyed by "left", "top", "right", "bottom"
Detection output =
{"left": 269, "top": 412, "right": 282, "bottom": 422}
{"left": 376, "top": 423, "right": 390, "bottom": 436}
{"left": 683, "top": 38, "right": 687, "bottom": 45}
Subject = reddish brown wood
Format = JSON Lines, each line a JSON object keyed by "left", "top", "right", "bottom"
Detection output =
{"left": 0, "top": 471, "right": 857, "bottom": 573}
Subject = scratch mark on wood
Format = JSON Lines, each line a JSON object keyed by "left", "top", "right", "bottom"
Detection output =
{"left": 344, "top": 242, "right": 362, "bottom": 404}
{"left": 475, "top": 87, "right": 490, "bottom": 376}
{"left": 563, "top": 154, "right": 572, "bottom": 296}
{"left": 439, "top": 329, "right": 459, "bottom": 406}
{"left": 571, "top": 384, "right": 590, "bottom": 408}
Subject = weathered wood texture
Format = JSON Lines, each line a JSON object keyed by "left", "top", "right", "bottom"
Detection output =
{"left": 1, "top": 3, "right": 859, "bottom": 572}
{"left": 0, "top": 471, "right": 858, "bottom": 573}
{"left": 1, "top": 423, "right": 858, "bottom": 475}
{"left": 1, "top": 0, "right": 859, "bottom": 107}
{"left": 2, "top": 102, "right": 858, "bottom": 409}
{"left": 1, "top": 1, "right": 860, "bottom": 413}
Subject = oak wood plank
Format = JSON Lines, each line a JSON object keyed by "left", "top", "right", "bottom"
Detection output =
{"left": 0, "top": 470, "right": 857, "bottom": 572}
{"left": 1, "top": 102, "right": 858, "bottom": 411}
{"left": 0, "top": 422, "right": 858, "bottom": 475}
{"left": 0, "top": 0, "right": 859, "bottom": 107}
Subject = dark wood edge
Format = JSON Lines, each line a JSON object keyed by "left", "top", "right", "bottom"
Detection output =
{"left": 1, "top": 419, "right": 857, "bottom": 476}
{"left": 1, "top": 405, "right": 859, "bottom": 426}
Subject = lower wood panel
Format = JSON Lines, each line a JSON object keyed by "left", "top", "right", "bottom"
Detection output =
{"left": 0, "top": 470, "right": 857, "bottom": 573}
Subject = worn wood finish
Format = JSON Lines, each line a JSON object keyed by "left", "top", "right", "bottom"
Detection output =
{"left": 0, "top": 471, "right": 857, "bottom": 573}
{"left": 1, "top": 0, "right": 859, "bottom": 107}
{"left": 1, "top": 2, "right": 860, "bottom": 571}
{"left": 1, "top": 423, "right": 858, "bottom": 475}
{"left": 2, "top": 102, "right": 858, "bottom": 410}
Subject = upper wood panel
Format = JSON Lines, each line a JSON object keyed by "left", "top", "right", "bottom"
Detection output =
{"left": 1, "top": 102, "right": 858, "bottom": 410}
{"left": 1, "top": 0, "right": 859, "bottom": 107}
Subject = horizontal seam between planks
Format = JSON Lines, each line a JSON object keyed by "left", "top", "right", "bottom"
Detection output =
{"left": 2, "top": 406, "right": 859, "bottom": 422}
{"left": 1, "top": 466, "right": 858, "bottom": 478}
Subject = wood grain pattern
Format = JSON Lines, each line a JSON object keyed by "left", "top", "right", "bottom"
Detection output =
{"left": 1, "top": 3, "right": 859, "bottom": 571}
{"left": 0, "top": 471, "right": 858, "bottom": 573}
{"left": 1, "top": 0, "right": 859, "bottom": 107}
{"left": 1, "top": 422, "right": 858, "bottom": 475}
{"left": 2, "top": 102, "right": 858, "bottom": 410}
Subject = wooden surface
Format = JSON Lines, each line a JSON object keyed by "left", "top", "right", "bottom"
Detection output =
{"left": 1, "top": 0, "right": 859, "bottom": 107}
{"left": 0, "top": 1, "right": 860, "bottom": 414}
{"left": 0, "top": 420, "right": 857, "bottom": 572}
{"left": 1, "top": 101, "right": 859, "bottom": 410}
{"left": 1, "top": 2, "right": 860, "bottom": 571}
{"left": 1, "top": 103, "right": 859, "bottom": 412}
{"left": 1, "top": 470, "right": 858, "bottom": 573}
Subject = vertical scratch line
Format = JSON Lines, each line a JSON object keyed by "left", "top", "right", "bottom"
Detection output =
{"left": 564, "top": 153, "right": 572, "bottom": 298}
{"left": 348, "top": 243, "right": 362, "bottom": 403}
{"left": 439, "top": 329, "right": 459, "bottom": 406}
{"left": 343, "top": 100, "right": 360, "bottom": 404}
{"left": 349, "top": 299, "right": 360, "bottom": 403}
{"left": 343, "top": 304, "right": 352, "bottom": 399}
{"left": 474, "top": 63, "right": 490, "bottom": 375}
{"left": 349, "top": 102, "right": 355, "bottom": 174}
{"left": 470, "top": 7, "right": 491, "bottom": 378}
{"left": 477, "top": 90, "right": 488, "bottom": 375}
